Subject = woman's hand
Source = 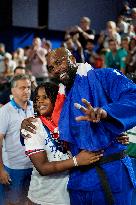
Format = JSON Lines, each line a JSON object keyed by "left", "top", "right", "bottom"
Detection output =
{"left": 76, "top": 150, "right": 103, "bottom": 166}
{"left": 116, "top": 133, "right": 129, "bottom": 145}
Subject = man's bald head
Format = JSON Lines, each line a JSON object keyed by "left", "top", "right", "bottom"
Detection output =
{"left": 47, "top": 47, "right": 77, "bottom": 86}
{"left": 47, "top": 47, "right": 72, "bottom": 63}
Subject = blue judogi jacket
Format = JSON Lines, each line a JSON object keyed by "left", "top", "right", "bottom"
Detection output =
{"left": 59, "top": 63, "right": 136, "bottom": 191}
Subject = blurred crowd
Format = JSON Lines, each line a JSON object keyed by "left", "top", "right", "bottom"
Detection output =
{"left": 63, "top": 3, "right": 136, "bottom": 77}
{"left": 0, "top": 1, "right": 136, "bottom": 105}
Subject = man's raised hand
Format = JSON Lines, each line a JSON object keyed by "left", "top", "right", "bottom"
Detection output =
{"left": 74, "top": 98, "right": 107, "bottom": 123}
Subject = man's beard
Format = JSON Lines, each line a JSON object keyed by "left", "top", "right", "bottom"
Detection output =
{"left": 51, "top": 63, "right": 78, "bottom": 91}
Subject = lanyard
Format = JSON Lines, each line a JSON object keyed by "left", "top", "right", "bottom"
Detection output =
{"left": 10, "top": 98, "right": 32, "bottom": 117}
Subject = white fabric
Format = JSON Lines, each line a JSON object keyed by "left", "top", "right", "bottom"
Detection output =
{"left": 77, "top": 62, "right": 93, "bottom": 76}
{"left": 58, "top": 83, "right": 66, "bottom": 95}
{"left": 22, "top": 119, "right": 45, "bottom": 152}
{"left": 24, "top": 118, "right": 70, "bottom": 205}
{"left": 0, "top": 102, "right": 33, "bottom": 169}
{"left": 127, "top": 126, "right": 136, "bottom": 143}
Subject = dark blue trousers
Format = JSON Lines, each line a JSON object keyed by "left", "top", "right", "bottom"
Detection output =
{"left": 69, "top": 166, "right": 133, "bottom": 205}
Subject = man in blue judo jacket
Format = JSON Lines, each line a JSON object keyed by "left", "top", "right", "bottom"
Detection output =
{"left": 22, "top": 47, "right": 136, "bottom": 205}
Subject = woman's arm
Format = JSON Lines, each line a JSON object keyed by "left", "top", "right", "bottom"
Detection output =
{"left": 24, "top": 118, "right": 103, "bottom": 176}
{"left": 29, "top": 150, "right": 103, "bottom": 176}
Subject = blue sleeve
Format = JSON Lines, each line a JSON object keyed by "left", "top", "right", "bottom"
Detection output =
{"left": 96, "top": 68, "right": 136, "bottom": 134}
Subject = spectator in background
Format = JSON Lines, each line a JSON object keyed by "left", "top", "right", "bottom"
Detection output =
{"left": 26, "top": 37, "right": 48, "bottom": 79}
{"left": 84, "top": 39, "right": 98, "bottom": 66}
{"left": 66, "top": 16, "right": 95, "bottom": 49}
{"left": 105, "top": 38, "right": 126, "bottom": 74}
{"left": 0, "top": 52, "right": 16, "bottom": 77}
{"left": 117, "top": 15, "right": 129, "bottom": 35}
{"left": 94, "top": 51, "right": 106, "bottom": 69}
{"left": 120, "top": 36, "right": 129, "bottom": 52}
{"left": 64, "top": 34, "right": 84, "bottom": 63}
{"left": 0, "top": 75, "right": 33, "bottom": 205}
{"left": 13, "top": 48, "right": 25, "bottom": 67}
{"left": 120, "top": 1, "right": 131, "bottom": 18}
{"left": 131, "top": 8, "right": 136, "bottom": 33}
{"left": 17, "top": 59, "right": 26, "bottom": 68}
{"left": 14, "top": 66, "right": 26, "bottom": 76}
{"left": 42, "top": 38, "right": 52, "bottom": 53}
{"left": 127, "top": 24, "right": 136, "bottom": 39}
{"left": 24, "top": 46, "right": 31, "bottom": 60}
{"left": 94, "top": 32, "right": 105, "bottom": 54}
{"left": 14, "top": 66, "right": 37, "bottom": 100}
{"left": 118, "top": 36, "right": 130, "bottom": 71}
{"left": 0, "top": 66, "right": 27, "bottom": 106}
{"left": 126, "top": 37, "right": 136, "bottom": 77}
{"left": 129, "top": 36, "right": 136, "bottom": 51}
{"left": 0, "top": 43, "right": 6, "bottom": 60}
{"left": 0, "top": 66, "right": 37, "bottom": 105}
{"left": 103, "top": 21, "right": 121, "bottom": 50}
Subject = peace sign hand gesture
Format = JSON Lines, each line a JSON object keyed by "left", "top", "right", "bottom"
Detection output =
{"left": 74, "top": 98, "right": 107, "bottom": 123}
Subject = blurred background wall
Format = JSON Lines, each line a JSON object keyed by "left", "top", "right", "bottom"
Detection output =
{"left": 0, "top": 0, "right": 135, "bottom": 51}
